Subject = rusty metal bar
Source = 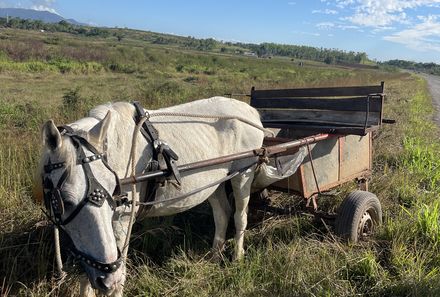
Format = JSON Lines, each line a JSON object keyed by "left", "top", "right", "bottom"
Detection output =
{"left": 120, "top": 133, "right": 334, "bottom": 186}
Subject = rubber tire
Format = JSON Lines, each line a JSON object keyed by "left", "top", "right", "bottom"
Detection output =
{"left": 335, "top": 190, "right": 382, "bottom": 243}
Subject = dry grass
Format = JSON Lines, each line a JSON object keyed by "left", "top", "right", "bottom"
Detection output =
{"left": 0, "top": 28, "right": 439, "bottom": 296}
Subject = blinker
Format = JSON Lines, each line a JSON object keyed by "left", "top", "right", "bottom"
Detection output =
{"left": 51, "top": 189, "right": 65, "bottom": 218}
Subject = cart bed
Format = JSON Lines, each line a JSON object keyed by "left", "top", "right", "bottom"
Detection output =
{"left": 250, "top": 82, "right": 385, "bottom": 136}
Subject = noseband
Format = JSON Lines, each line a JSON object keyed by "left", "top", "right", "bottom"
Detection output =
{"left": 42, "top": 127, "right": 122, "bottom": 273}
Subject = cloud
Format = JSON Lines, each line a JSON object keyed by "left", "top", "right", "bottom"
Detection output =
{"left": 384, "top": 15, "right": 440, "bottom": 52}
{"left": 293, "top": 30, "right": 320, "bottom": 36}
{"left": 31, "top": 0, "right": 58, "bottom": 14}
{"left": 316, "top": 22, "right": 335, "bottom": 30}
{"left": 288, "top": 1, "right": 296, "bottom": 5}
{"left": 312, "top": 9, "right": 338, "bottom": 14}
{"left": 327, "top": 0, "right": 440, "bottom": 28}
{"left": 0, "top": 0, "right": 58, "bottom": 14}
{"left": 316, "top": 22, "right": 361, "bottom": 31}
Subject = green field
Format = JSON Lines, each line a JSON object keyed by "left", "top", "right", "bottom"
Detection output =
{"left": 1, "top": 28, "right": 440, "bottom": 296}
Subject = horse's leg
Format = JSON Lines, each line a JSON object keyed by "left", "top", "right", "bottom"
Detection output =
{"left": 231, "top": 168, "right": 255, "bottom": 260}
{"left": 79, "top": 276, "right": 95, "bottom": 297}
{"left": 208, "top": 184, "right": 231, "bottom": 256}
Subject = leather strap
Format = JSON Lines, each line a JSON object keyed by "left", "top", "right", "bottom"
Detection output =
{"left": 132, "top": 102, "right": 160, "bottom": 205}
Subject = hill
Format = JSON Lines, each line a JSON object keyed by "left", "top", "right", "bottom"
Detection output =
{"left": 0, "top": 15, "right": 372, "bottom": 66}
{"left": 0, "top": 8, "right": 84, "bottom": 25}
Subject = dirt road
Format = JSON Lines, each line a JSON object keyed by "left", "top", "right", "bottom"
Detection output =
{"left": 421, "top": 73, "right": 440, "bottom": 125}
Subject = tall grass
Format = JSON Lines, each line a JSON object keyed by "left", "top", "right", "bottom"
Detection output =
{"left": 1, "top": 28, "right": 440, "bottom": 296}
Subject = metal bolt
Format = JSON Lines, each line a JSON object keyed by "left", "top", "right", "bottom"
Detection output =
{"left": 84, "top": 157, "right": 90, "bottom": 163}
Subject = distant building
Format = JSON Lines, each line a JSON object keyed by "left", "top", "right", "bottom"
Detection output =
{"left": 243, "top": 51, "right": 257, "bottom": 57}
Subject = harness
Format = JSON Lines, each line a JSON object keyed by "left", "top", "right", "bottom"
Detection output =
{"left": 42, "top": 102, "right": 182, "bottom": 275}
{"left": 42, "top": 102, "right": 267, "bottom": 276}
{"left": 132, "top": 102, "right": 180, "bottom": 207}
{"left": 42, "top": 126, "right": 123, "bottom": 273}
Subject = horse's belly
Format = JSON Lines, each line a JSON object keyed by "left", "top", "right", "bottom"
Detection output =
{"left": 140, "top": 167, "right": 228, "bottom": 217}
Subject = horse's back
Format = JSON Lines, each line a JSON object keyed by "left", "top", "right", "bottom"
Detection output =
{"left": 144, "top": 97, "right": 264, "bottom": 216}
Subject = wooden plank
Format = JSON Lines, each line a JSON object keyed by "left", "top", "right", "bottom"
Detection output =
{"left": 259, "top": 122, "right": 379, "bottom": 136}
{"left": 250, "top": 96, "right": 382, "bottom": 112}
{"left": 259, "top": 109, "right": 380, "bottom": 126}
{"left": 251, "top": 85, "right": 384, "bottom": 99}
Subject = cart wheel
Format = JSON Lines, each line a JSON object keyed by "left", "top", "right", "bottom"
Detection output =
{"left": 335, "top": 191, "right": 382, "bottom": 243}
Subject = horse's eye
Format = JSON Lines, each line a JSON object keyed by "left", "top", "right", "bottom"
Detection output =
{"left": 43, "top": 177, "right": 53, "bottom": 189}
{"left": 63, "top": 200, "right": 75, "bottom": 209}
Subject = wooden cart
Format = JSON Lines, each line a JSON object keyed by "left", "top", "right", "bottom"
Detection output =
{"left": 249, "top": 82, "right": 386, "bottom": 242}
{"left": 122, "top": 82, "right": 388, "bottom": 242}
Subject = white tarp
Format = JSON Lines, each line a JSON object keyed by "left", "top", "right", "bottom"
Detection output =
{"left": 251, "top": 146, "right": 307, "bottom": 193}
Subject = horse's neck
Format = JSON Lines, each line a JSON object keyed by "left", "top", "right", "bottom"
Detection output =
{"left": 105, "top": 112, "right": 151, "bottom": 183}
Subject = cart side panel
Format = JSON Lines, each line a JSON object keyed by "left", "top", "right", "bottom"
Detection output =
{"left": 271, "top": 133, "right": 371, "bottom": 198}
{"left": 273, "top": 137, "right": 339, "bottom": 197}
{"left": 301, "top": 137, "right": 339, "bottom": 196}
{"left": 340, "top": 133, "right": 371, "bottom": 179}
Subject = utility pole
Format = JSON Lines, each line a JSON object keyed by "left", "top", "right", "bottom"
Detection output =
{"left": 6, "top": 13, "right": 9, "bottom": 24}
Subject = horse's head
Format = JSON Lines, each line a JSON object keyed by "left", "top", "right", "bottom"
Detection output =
{"left": 39, "top": 112, "right": 124, "bottom": 295}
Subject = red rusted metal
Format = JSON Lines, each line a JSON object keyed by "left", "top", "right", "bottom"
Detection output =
{"left": 119, "top": 133, "right": 334, "bottom": 186}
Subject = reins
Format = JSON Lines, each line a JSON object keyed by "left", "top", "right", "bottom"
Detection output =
{"left": 46, "top": 106, "right": 271, "bottom": 277}
{"left": 147, "top": 111, "right": 274, "bottom": 136}
{"left": 121, "top": 110, "right": 266, "bottom": 259}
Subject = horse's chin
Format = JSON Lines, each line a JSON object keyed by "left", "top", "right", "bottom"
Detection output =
{"left": 83, "top": 265, "right": 123, "bottom": 296}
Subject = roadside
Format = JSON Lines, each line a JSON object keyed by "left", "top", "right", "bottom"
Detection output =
{"left": 420, "top": 73, "right": 440, "bottom": 126}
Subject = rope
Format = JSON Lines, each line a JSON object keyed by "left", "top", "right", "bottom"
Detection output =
{"left": 136, "top": 162, "right": 257, "bottom": 206}
{"left": 121, "top": 115, "right": 151, "bottom": 260}
{"left": 121, "top": 111, "right": 269, "bottom": 259}
{"left": 53, "top": 226, "right": 66, "bottom": 280}
{"left": 306, "top": 142, "right": 321, "bottom": 194}
{"left": 148, "top": 111, "right": 275, "bottom": 136}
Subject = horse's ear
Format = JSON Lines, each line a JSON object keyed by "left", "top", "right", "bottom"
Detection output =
{"left": 88, "top": 111, "right": 112, "bottom": 151}
{"left": 42, "top": 120, "right": 62, "bottom": 151}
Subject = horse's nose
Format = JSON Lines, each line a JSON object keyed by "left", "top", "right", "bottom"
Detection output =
{"left": 96, "top": 276, "right": 114, "bottom": 295}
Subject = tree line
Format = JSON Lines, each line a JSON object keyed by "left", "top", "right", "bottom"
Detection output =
{"left": 381, "top": 59, "right": 440, "bottom": 76}
{"left": 0, "top": 17, "right": 111, "bottom": 37}
{"left": 229, "top": 42, "right": 368, "bottom": 64}
{"left": 0, "top": 16, "right": 370, "bottom": 65}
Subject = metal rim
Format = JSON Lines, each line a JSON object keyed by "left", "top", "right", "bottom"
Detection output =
{"left": 357, "top": 211, "right": 374, "bottom": 239}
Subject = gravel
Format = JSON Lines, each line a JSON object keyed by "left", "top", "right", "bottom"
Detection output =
{"left": 421, "top": 73, "right": 440, "bottom": 126}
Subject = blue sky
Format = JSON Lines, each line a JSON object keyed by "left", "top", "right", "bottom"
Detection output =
{"left": 1, "top": 0, "right": 440, "bottom": 63}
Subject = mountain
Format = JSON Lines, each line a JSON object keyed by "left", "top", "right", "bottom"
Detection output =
{"left": 0, "top": 8, "right": 85, "bottom": 26}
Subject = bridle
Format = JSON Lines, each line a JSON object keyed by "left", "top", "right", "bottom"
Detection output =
{"left": 42, "top": 126, "right": 123, "bottom": 273}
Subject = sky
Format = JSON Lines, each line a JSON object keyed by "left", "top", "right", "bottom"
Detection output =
{"left": 1, "top": 0, "right": 440, "bottom": 63}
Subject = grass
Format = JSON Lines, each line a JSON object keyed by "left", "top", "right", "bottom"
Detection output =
{"left": 1, "top": 27, "right": 440, "bottom": 296}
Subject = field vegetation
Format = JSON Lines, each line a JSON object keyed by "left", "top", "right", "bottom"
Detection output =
{"left": 0, "top": 17, "right": 369, "bottom": 65}
{"left": 1, "top": 26, "right": 440, "bottom": 296}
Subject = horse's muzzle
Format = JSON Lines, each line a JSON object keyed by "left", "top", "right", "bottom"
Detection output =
{"left": 86, "top": 265, "right": 123, "bottom": 295}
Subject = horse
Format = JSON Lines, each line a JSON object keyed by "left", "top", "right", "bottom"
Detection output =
{"left": 36, "top": 97, "right": 270, "bottom": 296}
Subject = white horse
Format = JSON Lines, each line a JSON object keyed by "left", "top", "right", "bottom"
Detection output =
{"left": 36, "top": 97, "right": 268, "bottom": 296}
